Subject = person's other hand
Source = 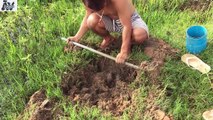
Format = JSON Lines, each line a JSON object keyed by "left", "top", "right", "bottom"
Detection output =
{"left": 115, "top": 52, "right": 128, "bottom": 64}
{"left": 67, "top": 36, "right": 78, "bottom": 45}
{"left": 64, "top": 36, "right": 79, "bottom": 52}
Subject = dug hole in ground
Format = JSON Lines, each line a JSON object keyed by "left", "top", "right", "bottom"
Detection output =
{"left": 19, "top": 37, "right": 180, "bottom": 120}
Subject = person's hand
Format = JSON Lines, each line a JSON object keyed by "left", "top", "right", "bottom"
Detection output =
{"left": 64, "top": 36, "right": 79, "bottom": 52}
{"left": 67, "top": 36, "right": 78, "bottom": 45}
{"left": 115, "top": 52, "right": 129, "bottom": 64}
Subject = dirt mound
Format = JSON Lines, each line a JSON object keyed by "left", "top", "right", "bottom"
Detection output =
{"left": 18, "top": 37, "right": 178, "bottom": 119}
{"left": 180, "top": 0, "right": 212, "bottom": 11}
{"left": 17, "top": 90, "right": 55, "bottom": 120}
{"left": 141, "top": 38, "right": 179, "bottom": 83}
{"left": 61, "top": 37, "right": 179, "bottom": 116}
{"left": 61, "top": 58, "right": 137, "bottom": 116}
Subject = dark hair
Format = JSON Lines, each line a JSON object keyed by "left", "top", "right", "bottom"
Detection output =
{"left": 82, "top": 0, "right": 106, "bottom": 11}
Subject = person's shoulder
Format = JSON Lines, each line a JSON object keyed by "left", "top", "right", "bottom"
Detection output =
{"left": 111, "top": 0, "right": 123, "bottom": 3}
{"left": 111, "top": 0, "right": 129, "bottom": 5}
{"left": 111, "top": 0, "right": 127, "bottom": 2}
{"left": 111, "top": 0, "right": 126, "bottom": 3}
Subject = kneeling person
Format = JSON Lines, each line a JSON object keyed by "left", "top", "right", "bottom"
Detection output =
{"left": 67, "top": 0, "right": 149, "bottom": 63}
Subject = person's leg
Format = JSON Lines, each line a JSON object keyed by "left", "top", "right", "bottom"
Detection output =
{"left": 130, "top": 12, "right": 149, "bottom": 44}
{"left": 86, "top": 13, "right": 115, "bottom": 48}
{"left": 132, "top": 28, "right": 148, "bottom": 44}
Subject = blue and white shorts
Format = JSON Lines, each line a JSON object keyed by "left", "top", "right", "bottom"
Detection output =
{"left": 100, "top": 11, "right": 149, "bottom": 36}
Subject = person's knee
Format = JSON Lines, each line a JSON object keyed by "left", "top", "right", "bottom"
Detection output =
{"left": 132, "top": 28, "right": 148, "bottom": 44}
{"left": 87, "top": 13, "right": 100, "bottom": 29}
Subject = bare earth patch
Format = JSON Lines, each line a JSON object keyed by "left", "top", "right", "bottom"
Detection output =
{"left": 61, "top": 57, "right": 137, "bottom": 116}
{"left": 20, "top": 37, "right": 179, "bottom": 119}
{"left": 179, "top": 0, "right": 212, "bottom": 11}
{"left": 61, "top": 37, "right": 179, "bottom": 117}
{"left": 17, "top": 90, "right": 55, "bottom": 120}
{"left": 141, "top": 38, "right": 179, "bottom": 84}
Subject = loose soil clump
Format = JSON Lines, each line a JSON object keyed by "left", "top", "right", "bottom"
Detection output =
{"left": 61, "top": 37, "right": 179, "bottom": 116}
{"left": 17, "top": 89, "right": 56, "bottom": 120}
{"left": 20, "top": 37, "right": 178, "bottom": 118}
{"left": 61, "top": 57, "right": 137, "bottom": 116}
{"left": 141, "top": 38, "right": 179, "bottom": 83}
{"left": 180, "top": 0, "right": 212, "bottom": 11}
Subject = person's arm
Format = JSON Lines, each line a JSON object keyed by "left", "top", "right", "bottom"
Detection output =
{"left": 74, "top": 7, "right": 92, "bottom": 41}
{"left": 68, "top": 7, "right": 92, "bottom": 42}
{"left": 113, "top": 0, "right": 133, "bottom": 63}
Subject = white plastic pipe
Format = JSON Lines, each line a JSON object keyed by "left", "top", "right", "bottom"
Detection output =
{"left": 61, "top": 37, "right": 141, "bottom": 70}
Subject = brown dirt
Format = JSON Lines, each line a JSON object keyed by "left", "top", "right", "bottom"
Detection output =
{"left": 17, "top": 89, "right": 56, "bottom": 120}
{"left": 20, "top": 37, "right": 179, "bottom": 119}
{"left": 61, "top": 57, "right": 137, "bottom": 116}
{"left": 61, "top": 37, "right": 179, "bottom": 116}
{"left": 141, "top": 38, "right": 179, "bottom": 84}
{"left": 143, "top": 91, "right": 174, "bottom": 120}
{"left": 179, "top": 0, "right": 212, "bottom": 11}
{"left": 139, "top": 38, "right": 178, "bottom": 119}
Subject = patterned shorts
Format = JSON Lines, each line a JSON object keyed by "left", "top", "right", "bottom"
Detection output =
{"left": 100, "top": 11, "right": 149, "bottom": 36}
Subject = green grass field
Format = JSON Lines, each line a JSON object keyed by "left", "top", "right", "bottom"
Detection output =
{"left": 0, "top": 0, "right": 213, "bottom": 120}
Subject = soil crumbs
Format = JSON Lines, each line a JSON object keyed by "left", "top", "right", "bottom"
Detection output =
{"left": 17, "top": 90, "right": 56, "bottom": 120}
{"left": 180, "top": 0, "right": 212, "bottom": 11}
{"left": 20, "top": 37, "right": 179, "bottom": 119}
{"left": 61, "top": 37, "right": 179, "bottom": 117}
{"left": 61, "top": 57, "right": 137, "bottom": 116}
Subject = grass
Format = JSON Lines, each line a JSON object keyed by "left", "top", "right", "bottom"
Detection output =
{"left": 0, "top": 0, "right": 213, "bottom": 119}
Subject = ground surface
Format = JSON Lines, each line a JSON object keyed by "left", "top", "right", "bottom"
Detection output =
{"left": 19, "top": 38, "right": 179, "bottom": 119}
{"left": 0, "top": 0, "right": 213, "bottom": 120}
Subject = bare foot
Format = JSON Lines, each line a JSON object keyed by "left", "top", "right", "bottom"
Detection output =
{"left": 100, "top": 36, "right": 116, "bottom": 49}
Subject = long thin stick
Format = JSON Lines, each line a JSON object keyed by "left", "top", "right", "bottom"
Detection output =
{"left": 61, "top": 37, "right": 141, "bottom": 70}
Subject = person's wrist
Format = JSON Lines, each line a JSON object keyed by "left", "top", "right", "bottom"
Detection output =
{"left": 74, "top": 35, "right": 80, "bottom": 41}
{"left": 120, "top": 49, "right": 130, "bottom": 55}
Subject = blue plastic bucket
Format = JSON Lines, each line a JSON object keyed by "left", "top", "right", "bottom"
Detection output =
{"left": 186, "top": 26, "right": 207, "bottom": 54}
